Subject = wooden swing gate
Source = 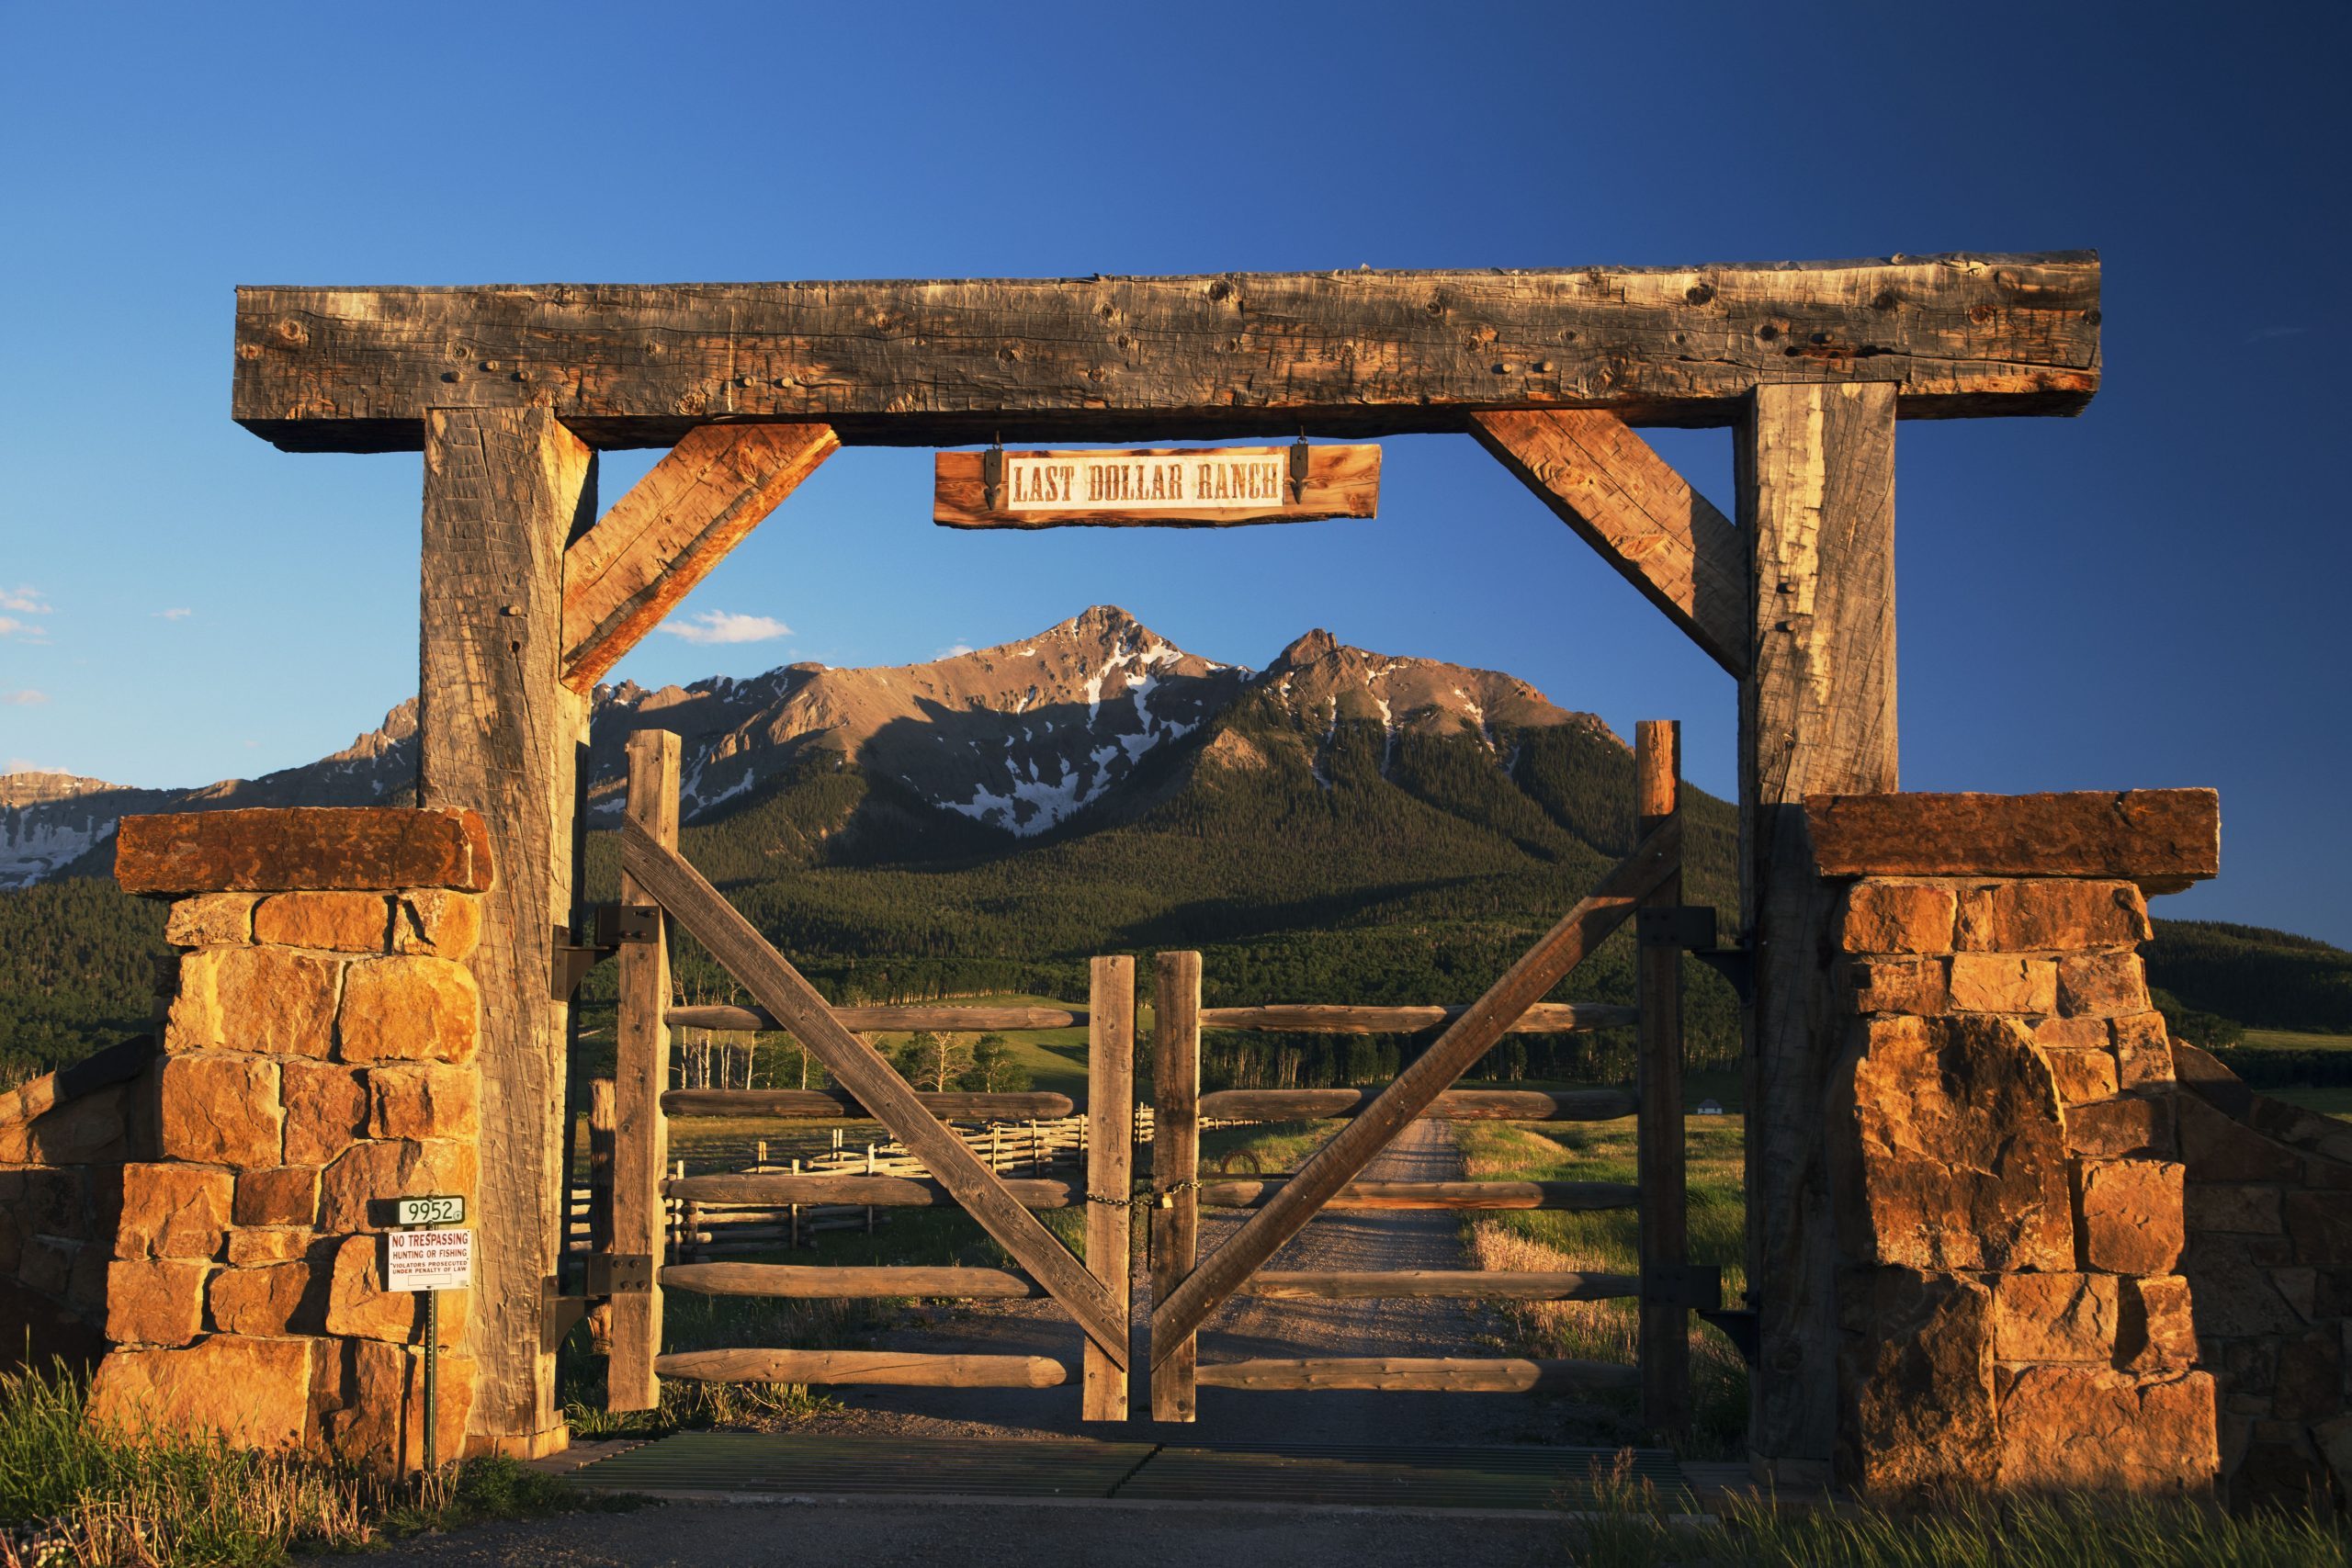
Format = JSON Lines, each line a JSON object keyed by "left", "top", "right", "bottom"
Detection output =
{"left": 597, "top": 720, "right": 1709, "bottom": 1434}
{"left": 1147, "top": 718, "right": 1717, "bottom": 1437}
{"left": 601, "top": 728, "right": 1139, "bottom": 1419}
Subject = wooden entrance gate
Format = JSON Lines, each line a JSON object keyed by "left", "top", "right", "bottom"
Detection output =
{"left": 1147, "top": 720, "right": 1713, "bottom": 1436}
{"left": 595, "top": 719, "right": 1711, "bottom": 1437}
{"left": 603, "top": 730, "right": 1137, "bottom": 1419}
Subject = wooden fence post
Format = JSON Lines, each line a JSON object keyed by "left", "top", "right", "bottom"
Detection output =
{"left": 1739, "top": 382, "right": 1898, "bottom": 1483}
{"left": 609, "top": 729, "right": 677, "bottom": 1412}
{"left": 586, "top": 1077, "right": 616, "bottom": 1356}
{"left": 1083, "top": 955, "right": 1136, "bottom": 1420}
{"left": 418, "top": 406, "right": 594, "bottom": 1456}
{"left": 1635, "top": 720, "right": 1690, "bottom": 1438}
{"left": 1150, "top": 950, "right": 1203, "bottom": 1421}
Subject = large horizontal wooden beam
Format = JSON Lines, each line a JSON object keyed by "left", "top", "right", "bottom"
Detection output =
{"left": 232, "top": 254, "right": 2099, "bottom": 452}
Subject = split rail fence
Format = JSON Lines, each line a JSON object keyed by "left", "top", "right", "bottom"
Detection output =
{"left": 584, "top": 720, "right": 1712, "bottom": 1435}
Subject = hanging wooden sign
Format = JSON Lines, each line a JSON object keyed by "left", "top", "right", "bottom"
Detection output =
{"left": 934, "top": 442, "right": 1380, "bottom": 529}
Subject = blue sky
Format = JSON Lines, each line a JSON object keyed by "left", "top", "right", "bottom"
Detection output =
{"left": 2, "top": 3, "right": 2346, "bottom": 942}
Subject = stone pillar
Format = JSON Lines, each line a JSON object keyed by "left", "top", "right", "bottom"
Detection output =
{"left": 1805, "top": 789, "right": 2222, "bottom": 1497}
{"left": 96, "top": 807, "right": 491, "bottom": 1470}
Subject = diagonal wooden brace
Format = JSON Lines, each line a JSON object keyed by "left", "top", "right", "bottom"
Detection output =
{"left": 619, "top": 818, "right": 1128, "bottom": 1367}
{"left": 1148, "top": 815, "right": 1681, "bottom": 1361}
{"left": 1470, "top": 410, "right": 1747, "bottom": 678}
{"left": 561, "top": 423, "right": 838, "bottom": 692}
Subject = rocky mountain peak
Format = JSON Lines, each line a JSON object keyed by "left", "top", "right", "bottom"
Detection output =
{"left": 1272, "top": 627, "right": 1340, "bottom": 670}
{"left": 1, "top": 607, "right": 1614, "bottom": 885}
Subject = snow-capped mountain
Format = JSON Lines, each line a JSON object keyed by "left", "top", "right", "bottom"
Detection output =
{"left": 1, "top": 606, "right": 1611, "bottom": 885}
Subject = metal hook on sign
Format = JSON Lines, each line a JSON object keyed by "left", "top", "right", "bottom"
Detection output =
{"left": 982, "top": 436, "right": 1005, "bottom": 512}
{"left": 1288, "top": 431, "right": 1311, "bottom": 504}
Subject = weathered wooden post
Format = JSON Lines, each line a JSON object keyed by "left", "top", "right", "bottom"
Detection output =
{"left": 1634, "top": 720, "right": 1690, "bottom": 1437}
{"left": 1150, "top": 951, "right": 1203, "bottom": 1421}
{"left": 418, "top": 407, "right": 594, "bottom": 1457}
{"left": 1083, "top": 955, "right": 1136, "bottom": 1420}
{"left": 1738, "top": 383, "right": 1897, "bottom": 1485}
{"left": 586, "top": 1077, "right": 617, "bottom": 1356}
{"left": 608, "top": 730, "right": 677, "bottom": 1411}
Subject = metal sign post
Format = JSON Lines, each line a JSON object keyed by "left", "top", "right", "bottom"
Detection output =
{"left": 387, "top": 1195, "right": 470, "bottom": 1472}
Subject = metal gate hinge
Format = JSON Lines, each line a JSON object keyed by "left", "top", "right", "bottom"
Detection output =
{"left": 587, "top": 1254, "right": 654, "bottom": 1296}
{"left": 551, "top": 905, "right": 660, "bottom": 998}
{"left": 1697, "top": 1306, "right": 1759, "bottom": 1366}
{"left": 1635, "top": 905, "right": 1717, "bottom": 950}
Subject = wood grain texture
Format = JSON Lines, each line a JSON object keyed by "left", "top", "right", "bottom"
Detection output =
{"left": 1195, "top": 1002, "right": 1634, "bottom": 1034}
{"left": 1634, "top": 720, "right": 1690, "bottom": 1438}
{"left": 1150, "top": 817, "right": 1679, "bottom": 1360}
{"left": 1150, "top": 951, "right": 1202, "bottom": 1422}
{"left": 1193, "top": 1358, "right": 1640, "bottom": 1393}
{"left": 661, "top": 1263, "right": 1042, "bottom": 1299}
{"left": 655, "top": 1349, "right": 1067, "bottom": 1388}
{"left": 933, "top": 445, "right": 1378, "bottom": 528}
{"left": 1197, "top": 1179, "right": 1640, "bottom": 1212}
{"left": 1196, "top": 1088, "right": 1634, "bottom": 1122}
{"left": 1471, "top": 412, "right": 1747, "bottom": 675}
{"left": 667, "top": 1004, "right": 1079, "bottom": 1033}
{"left": 619, "top": 818, "right": 1126, "bottom": 1365}
{"left": 417, "top": 407, "right": 594, "bottom": 1451}
{"left": 668, "top": 1172, "right": 1076, "bottom": 1208}
{"left": 113, "top": 806, "right": 492, "bottom": 894}
{"left": 1240, "top": 1270, "right": 1639, "bottom": 1301}
{"left": 662, "top": 1089, "right": 1075, "bottom": 1121}
{"left": 609, "top": 732, "right": 677, "bottom": 1412}
{"left": 1803, "top": 788, "right": 2220, "bottom": 888}
{"left": 1738, "top": 382, "right": 1898, "bottom": 1485}
{"left": 232, "top": 254, "right": 2101, "bottom": 452}
{"left": 560, "top": 423, "right": 837, "bottom": 691}
{"left": 1083, "top": 956, "right": 1135, "bottom": 1420}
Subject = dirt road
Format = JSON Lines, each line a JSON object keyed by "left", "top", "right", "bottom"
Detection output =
{"left": 794, "top": 1119, "right": 1613, "bottom": 1448}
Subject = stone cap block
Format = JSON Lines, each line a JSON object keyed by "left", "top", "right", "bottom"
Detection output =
{"left": 116, "top": 807, "right": 492, "bottom": 896}
{"left": 1804, "top": 789, "right": 2220, "bottom": 892}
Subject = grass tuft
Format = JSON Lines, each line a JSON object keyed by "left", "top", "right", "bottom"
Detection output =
{"left": 0, "top": 1359, "right": 632, "bottom": 1568}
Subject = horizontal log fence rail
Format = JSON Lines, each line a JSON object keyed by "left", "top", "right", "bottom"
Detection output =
{"left": 1147, "top": 720, "right": 1703, "bottom": 1434}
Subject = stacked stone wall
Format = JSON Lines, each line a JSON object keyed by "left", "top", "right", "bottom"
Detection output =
{"left": 0, "top": 1038, "right": 158, "bottom": 1372}
{"left": 91, "top": 807, "right": 491, "bottom": 1470}
{"left": 2172, "top": 1042, "right": 2352, "bottom": 1511}
{"left": 1822, "top": 855, "right": 2218, "bottom": 1495}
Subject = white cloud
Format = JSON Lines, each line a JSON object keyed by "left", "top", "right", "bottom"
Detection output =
{"left": 1, "top": 690, "right": 46, "bottom": 705}
{"left": 658, "top": 611, "right": 792, "bottom": 646}
{"left": 0, "top": 586, "right": 49, "bottom": 615}
{"left": 934, "top": 642, "right": 976, "bottom": 659}
{"left": 4, "top": 759, "right": 59, "bottom": 775}
{"left": 0, "top": 615, "right": 48, "bottom": 644}
{"left": 153, "top": 607, "right": 194, "bottom": 621}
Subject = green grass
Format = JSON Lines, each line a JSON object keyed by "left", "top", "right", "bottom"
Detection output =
{"left": 0, "top": 1359, "right": 632, "bottom": 1566}
{"left": 2270, "top": 1085, "right": 2352, "bottom": 1119}
{"left": 2241, "top": 1028, "right": 2352, "bottom": 1052}
{"left": 1563, "top": 1457, "right": 2348, "bottom": 1566}
{"left": 1454, "top": 1116, "right": 1748, "bottom": 1461}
